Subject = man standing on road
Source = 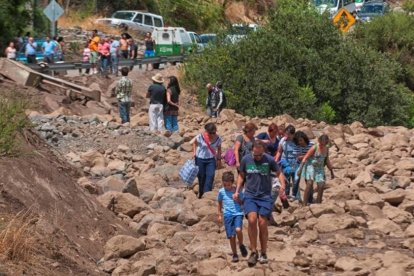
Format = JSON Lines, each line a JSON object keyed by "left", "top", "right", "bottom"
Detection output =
{"left": 144, "top": 32, "right": 156, "bottom": 71}
{"left": 110, "top": 36, "right": 120, "bottom": 76}
{"left": 234, "top": 141, "right": 286, "bottom": 266}
{"left": 115, "top": 67, "right": 133, "bottom": 124}
{"left": 89, "top": 29, "right": 100, "bottom": 74}
{"left": 25, "top": 37, "right": 37, "bottom": 64}
{"left": 128, "top": 39, "right": 138, "bottom": 71}
{"left": 146, "top": 73, "right": 166, "bottom": 132}
{"left": 42, "top": 36, "right": 57, "bottom": 64}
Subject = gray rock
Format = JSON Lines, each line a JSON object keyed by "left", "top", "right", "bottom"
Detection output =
{"left": 122, "top": 178, "right": 140, "bottom": 197}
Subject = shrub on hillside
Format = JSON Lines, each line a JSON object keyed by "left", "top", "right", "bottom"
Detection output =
{"left": 0, "top": 210, "right": 36, "bottom": 261}
{"left": 352, "top": 12, "right": 414, "bottom": 91}
{"left": 185, "top": 0, "right": 414, "bottom": 127}
{"left": 0, "top": 91, "right": 29, "bottom": 156}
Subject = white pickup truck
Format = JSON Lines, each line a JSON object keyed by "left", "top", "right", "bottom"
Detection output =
{"left": 96, "top": 10, "right": 164, "bottom": 33}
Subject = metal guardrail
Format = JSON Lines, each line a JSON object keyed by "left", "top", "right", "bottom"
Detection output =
{"left": 25, "top": 55, "right": 187, "bottom": 72}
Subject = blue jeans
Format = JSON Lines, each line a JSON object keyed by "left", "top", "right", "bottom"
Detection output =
{"left": 164, "top": 115, "right": 178, "bottom": 132}
{"left": 118, "top": 102, "right": 130, "bottom": 123}
{"left": 111, "top": 54, "right": 119, "bottom": 76}
{"left": 195, "top": 157, "right": 216, "bottom": 197}
{"left": 100, "top": 56, "right": 109, "bottom": 76}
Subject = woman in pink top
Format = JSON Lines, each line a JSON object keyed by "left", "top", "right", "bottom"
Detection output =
{"left": 5, "top": 41, "right": 16, "bottom": 60}
{"left": 99, "top": 37, "right": 111, "bottom": 77}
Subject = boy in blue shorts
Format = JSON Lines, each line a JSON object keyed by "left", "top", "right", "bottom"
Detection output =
{"left": 217, "top": 171, "right": 248, "bottom": 262}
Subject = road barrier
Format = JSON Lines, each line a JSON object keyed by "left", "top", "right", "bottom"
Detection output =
{"left": 26, "top": 55, "right": 187, "bottom": 72}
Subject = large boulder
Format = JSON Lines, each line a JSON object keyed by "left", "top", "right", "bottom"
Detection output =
{"left": 103, "top": 235, "right": 146, "bottom": 260}
{"left": 134, "top": 173, "right": 168, "bottom": 203}
{"left": 334, "top": 256, "right": 362, "bottom": 272}
{"left": 80, "top": 150, "right": 106, "bottom": 167}
{"left": 367, "top": 218, "right": 402, "bottom": 236}
{"left": 371, "top": 159, "right": 395, "bottom": 177}
{"left": 97, "top": 191, "right": 149, "bottom": 217}
{"left": 133, "top": 213, "right": 164, "bottom": 235}
{"left": 358, "top": 191, "right": 384, "bottom": 208}
{"left": 314, "top": 214, "right": 357, "bottom": 233}
{"left": 396, "top": 159, "right": 414, "bottom": 171}
{"left": 97, "top": 176, "right": 124, "bottom": 193}
{"left": 107, "top": 159, "right": 127, "bottom": 173}
{"left": 382, "top": 205, "right": 413, "bottom": 224}
{"left": 197, "top": 258, "right": 227, "bottom": 276}
{"left": 381, "top": 189, "right": 406, "bottom": 206}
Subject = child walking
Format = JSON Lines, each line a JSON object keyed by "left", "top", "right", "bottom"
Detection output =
{"left": 217, "top": 171, "right": 248, "bottom": 262}
{"left": 297, "top": 134, "right": 334, "bottom": 206}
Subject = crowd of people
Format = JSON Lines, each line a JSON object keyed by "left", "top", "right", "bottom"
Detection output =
{"left": 4, "top": 29, "right": 156, "bottom": 77}
{"left": 114, "top": 69, "right": 180, "bottom": 133}
{"left": 190, "top": 119, "right": 334, "bottom": 266}
{"left": 4, "top": 32, "right": 65, "bottom": 63}
{"left": 81, "top": 30, "right": 154, "bottom": 77}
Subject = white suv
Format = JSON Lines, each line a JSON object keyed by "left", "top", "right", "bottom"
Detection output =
{"left": 96, "top": 10, "right": 164, "bottom": 33}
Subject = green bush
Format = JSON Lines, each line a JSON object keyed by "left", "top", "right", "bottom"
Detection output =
{"left": 0, "top": 92, "right": 29, "bottom": 156}
{"left": 185, "top": 0, "right": 413, "bottom": 127}
{"left": 0, "top": 0, "right": 30, "bottom": 50}
{"left": 403, "top": 0, "right": 414, "bottom": 12}
{"left": 352, "top": 12, "right": 414, "bottom": 90}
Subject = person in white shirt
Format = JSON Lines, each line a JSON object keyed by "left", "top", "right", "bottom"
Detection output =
{"left": 5, "top": 41, "right": 16, "bottom": 60}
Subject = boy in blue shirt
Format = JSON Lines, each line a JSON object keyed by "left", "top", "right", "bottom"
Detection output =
{"left": 217, "top": 171, "right": 248, "bottom": 262}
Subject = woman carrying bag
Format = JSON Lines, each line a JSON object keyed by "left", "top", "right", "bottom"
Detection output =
{"left": 193, "top": 123, "right": 222, "bottom": 199}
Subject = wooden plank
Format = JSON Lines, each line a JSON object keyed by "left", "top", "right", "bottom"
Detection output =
{"left": 0, "top": 58, "right": 100, "bottom": 101}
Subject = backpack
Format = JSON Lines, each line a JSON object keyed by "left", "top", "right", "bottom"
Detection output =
{"left": 223, "top": 148, "right": 237, "bottom": 166}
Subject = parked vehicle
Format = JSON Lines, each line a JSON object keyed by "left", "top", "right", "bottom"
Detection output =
{"left": 355, "top": 0, "right": 365, "bottom": 11}
{"left": 226, "top": 23, "right": 258, "bottom": 44}
{"left": 152, "top": 27, "right": 193, "bottom": 56}
{"left": 187, "top": 31, "right": 204, "bottom": 52}
{"left": 96, "top": 11, "right": 163, "bottom": 33}
{"left": 356, "top": 0, "right": 389, "bottom": 22}
{"left": 200, "top": 34, "right": 217, "bottom": 48}
{"left": 312, "top": 0, "right": 356, "bottom": 17}
{"left": 200, "top": 34, "right": 217, "bottom": 45}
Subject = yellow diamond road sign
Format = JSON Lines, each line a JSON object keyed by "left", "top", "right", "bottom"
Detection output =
{"left": 333, "top": 8, "right": 356, "bottom": 33}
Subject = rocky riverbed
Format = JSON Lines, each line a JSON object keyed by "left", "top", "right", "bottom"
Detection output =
{"left": 27, "top": 104, "right": 414, "bottom": 275}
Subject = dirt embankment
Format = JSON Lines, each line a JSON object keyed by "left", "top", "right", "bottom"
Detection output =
{"left": 0, "top": 130, "right": 132, "bottom": 275}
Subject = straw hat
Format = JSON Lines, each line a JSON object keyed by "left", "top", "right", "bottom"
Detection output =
{"left": 151, "top": 73, "right": 164, "bottom": 83}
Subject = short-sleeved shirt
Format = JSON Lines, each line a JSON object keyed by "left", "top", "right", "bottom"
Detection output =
{"left": 115, "top": 77, "right": 132, "bottom": 102}
{"left": 147, "top": 83, "right": 166, "bottom": 105}
{"left": 236, "top": 135, "right": 254, "bottom": 160}
{"left": 42, "top": 41, "right": 56, "bottom": 55}
{"left": 195, "top": 133, "right": 222, "bottom": 159}
{"left": 99, "top": 42, "right": 110, "bottom": 56}
{"left": 217, "top": 188, "right": 244, "bottom": 217}
{"left": 279, "top": 137, "right": 297, "bottom": 163}
{"left": 110, "top": 40, "right": 120, "bottom": 55}
{"left": 89, "top": 36, "right": 100, "bottom": 52}
{"left": 293, "top": 141, "right": 314, "bottom": 163}
{"left": 26, "top": 42, "right": 37, "bottom": 55}
{"left": 256, "top": 132, "right": 279, "bottom": 157}
{"left": 240, "top": 153, "right": 279, "bottom": 197}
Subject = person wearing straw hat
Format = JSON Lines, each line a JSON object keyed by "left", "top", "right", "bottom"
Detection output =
{"left": 146, "top": 73, "right": 166, "bottom": 132}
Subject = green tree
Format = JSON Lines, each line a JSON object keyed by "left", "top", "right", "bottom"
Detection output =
{"left": 352, "top": 12, "right": 414, "bottom": 90}
{"left": 0, "top": 0, "right": 31, "bottom": 50}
